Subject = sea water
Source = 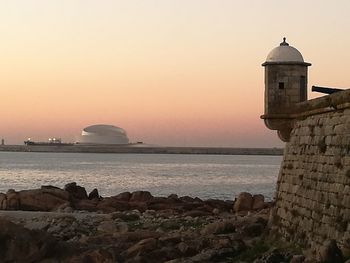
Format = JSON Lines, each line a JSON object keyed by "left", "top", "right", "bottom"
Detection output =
{"left": 0, "top": 152, "right": 282, "bottom": 200}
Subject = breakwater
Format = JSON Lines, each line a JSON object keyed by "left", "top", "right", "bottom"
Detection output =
{"left": 0, "top": 145, "right": 283, "bottom": 155}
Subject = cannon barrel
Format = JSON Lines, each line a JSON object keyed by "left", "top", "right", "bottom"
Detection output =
{"left": 311, "top": 86, "right": 343, "bottom": 95}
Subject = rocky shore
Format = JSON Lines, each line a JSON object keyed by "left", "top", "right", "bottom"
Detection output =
{"left": 0, "top": 183, "right": 340, "bottom": 262}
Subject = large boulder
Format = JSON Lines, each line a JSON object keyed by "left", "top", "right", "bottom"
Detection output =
{"left": 64, "top": 182, "right": 88, "bottom": 200}
{"left": 113, "top": 192, "right": 131, "bottom": 201}
{"left": 0, "top": 218, "right": 59, "bottom": 262}
{"left": 18, "top": 187, "right": 69, "bottom": 211}
{"left": 252, "top": 194, "right": 265, "bottom": 210}
{"left": 130, "top": 191, "right": 153, "bottom": 202}
{"left": 233, "top": 192, "right": 253, "bottom": 212}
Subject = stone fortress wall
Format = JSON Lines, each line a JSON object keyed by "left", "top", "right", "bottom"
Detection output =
{"left": 270, "top": 89, "right": 350, "bottom": 254}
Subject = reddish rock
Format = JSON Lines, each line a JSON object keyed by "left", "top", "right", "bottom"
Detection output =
{"left": 18, "top": 188, "right": 69, "bottom": 211}
{"left": 233, "top": 192, "right": 253, "bottom": 212}
{"left": 97, "top": 198, "right": 130, "bottom": 212}
{"left": 252, "top": 194, "right": 265, "bottom": 210}
{"left": 64, "top": 182, "right": 88, "bottom": 200}
{"left": 41, "top": 185, "right": 70, "bottom": 200}
{"left": 6, "top": 190, "right": 20, "bottom": 210}
{"left": 74, "top": 199, "right": 98, "bottom": 211}
{"left": 113, "top": 192, "right": 131, "bottom": 201}
{"left": 130, "top": 191, "right": 153, "bottom": 202}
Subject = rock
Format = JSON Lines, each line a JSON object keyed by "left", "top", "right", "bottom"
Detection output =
{"left": 0, "top": 193, "right": 7, "bottom": 209}
{"left": 200, "top": 220, "right": 235, "bottom": 235}
{"left": 252, "top": 194, "right": 265, "bottom": 210}
{"left": 24, "top": 221, "right": 50, "bottom": 231}
{"left": 212, "top": 208, "right": 220, "bottom": 215}
{"left": 18, "top": 189, "right": 70, "bottom": 211}
{"left": 183, "top": 210, "right": 211, "bottom": 217}
{"left": 6, "top": 190, "right": 20, "bottom": 210}
{"left": 177, "top": 241, "right": 197, "bottom": 256}
{"left": 111, "top": 211, "right": 140, "bottom": 221}
{"left": 253, "top": 249, "right": 291, "bottom": 263}
{"left": 168, "top": 194, "right": 178, "bottom": 199}
{"left": 204, "top": 199, "right": 232, "bottom": 211}
{"left": 179, "top": 196, "right": 196, "bottom": 203}
{"left": 130, "top": 191, "right": 153, "bottom": 202}
{"left": 0, "top": 218, "right": 59, "bottom": 262}
{"left": 241, "top": 222, "right": 265, "bottom": 237}
{"left": 41, "top": 185, "right": 70, "bottom": 200}
{"left": 88, "top": 188, "right": 100, "bottom": 200}
{"left": 190, "top": 248, "right": 239, "bottom": 262}
{"left": 113, "top": 192, "right": 131, "bottom": 201}
{"left": 318, "top": 240, "right": 343, "bottom": 263}
{"left": 64, "top": 182, "right": 88, "bottom": 200}
{"left": 73, "top": 199, "right": 98, "bottom": 211}
{"left": 97, "top": 220, "right": 118, "bottom": 233}
{"left": 234, "top": 192, "right": 253, "bottom": 212}
{"left": 123, "top": 237, "right": 158, "bottom": 258}
{"left": 290, "top": 255, "right": 305, "bottom": 263}
{"left": 97, "top": 198, "right": 130, "bottom": 212}
{"left": 113, "top": 230, "right": 162, "bottom": 243}
{"left": 116, "top": 222, "right": 129, "bottom": 233}
{"left": 69, "top": 248, "right": 115, "bottom": 263}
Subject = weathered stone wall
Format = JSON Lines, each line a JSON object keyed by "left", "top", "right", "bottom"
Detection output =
{"left": 272, "top": 102, "right": 350, "bottom": 255}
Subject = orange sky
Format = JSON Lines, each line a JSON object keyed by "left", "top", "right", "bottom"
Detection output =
{"left": 1, "top": 0, "right": 350, "bottom": 147}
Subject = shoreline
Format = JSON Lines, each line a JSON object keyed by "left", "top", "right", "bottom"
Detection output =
{"left": 0, "top": 144, "right": 283, "bottom": 155}
{"left": 0, "top": 183, "right": 309, "bottom": 262}
{"left": 0, "top": 183, "right": 275, "bottom": 263}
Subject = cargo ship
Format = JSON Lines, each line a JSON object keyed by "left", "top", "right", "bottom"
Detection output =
{"left": 24, "top": 138, "right": 73, "bottom": 146}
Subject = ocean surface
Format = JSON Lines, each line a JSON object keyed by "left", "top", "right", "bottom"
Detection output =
{"left": 0, "top": 152, "right": 282, "bottom": 200}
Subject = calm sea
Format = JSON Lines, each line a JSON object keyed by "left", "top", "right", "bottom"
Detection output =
{"left": 0, "top": 152, "right": 282, "bottom": 200}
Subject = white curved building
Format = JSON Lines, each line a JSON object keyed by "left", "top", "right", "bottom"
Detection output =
{"left": 75, "top": 124, "right": 129, "bottom": 145}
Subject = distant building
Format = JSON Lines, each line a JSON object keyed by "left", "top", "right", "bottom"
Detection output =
{"left": 75, "top": 124, "right": 129, "bottom": 145}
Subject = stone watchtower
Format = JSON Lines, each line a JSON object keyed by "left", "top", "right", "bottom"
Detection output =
{"left": 261, "top": 38, "right": 311, "bottom": 141}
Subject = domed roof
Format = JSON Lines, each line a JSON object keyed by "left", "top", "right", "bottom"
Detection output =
{"left": 82, "top": 124, "right": 127, "bottom": 136}
{"left": 76, "top": 124, "right": 129, "bottom": 145}
{"left": 263, "top": 38, "right": 309, "bottom": 65}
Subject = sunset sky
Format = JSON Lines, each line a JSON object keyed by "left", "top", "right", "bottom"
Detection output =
{"left": 1, "top": 0, "right": 350, "bottom": 147}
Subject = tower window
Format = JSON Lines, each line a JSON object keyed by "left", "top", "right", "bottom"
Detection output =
{"left": 278, "top": 82, "right": 285, "bottom": 90}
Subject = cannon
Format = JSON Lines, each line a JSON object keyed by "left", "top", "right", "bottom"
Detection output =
{"left": 311, "top": 86, "right": 343, "bottom": 95}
